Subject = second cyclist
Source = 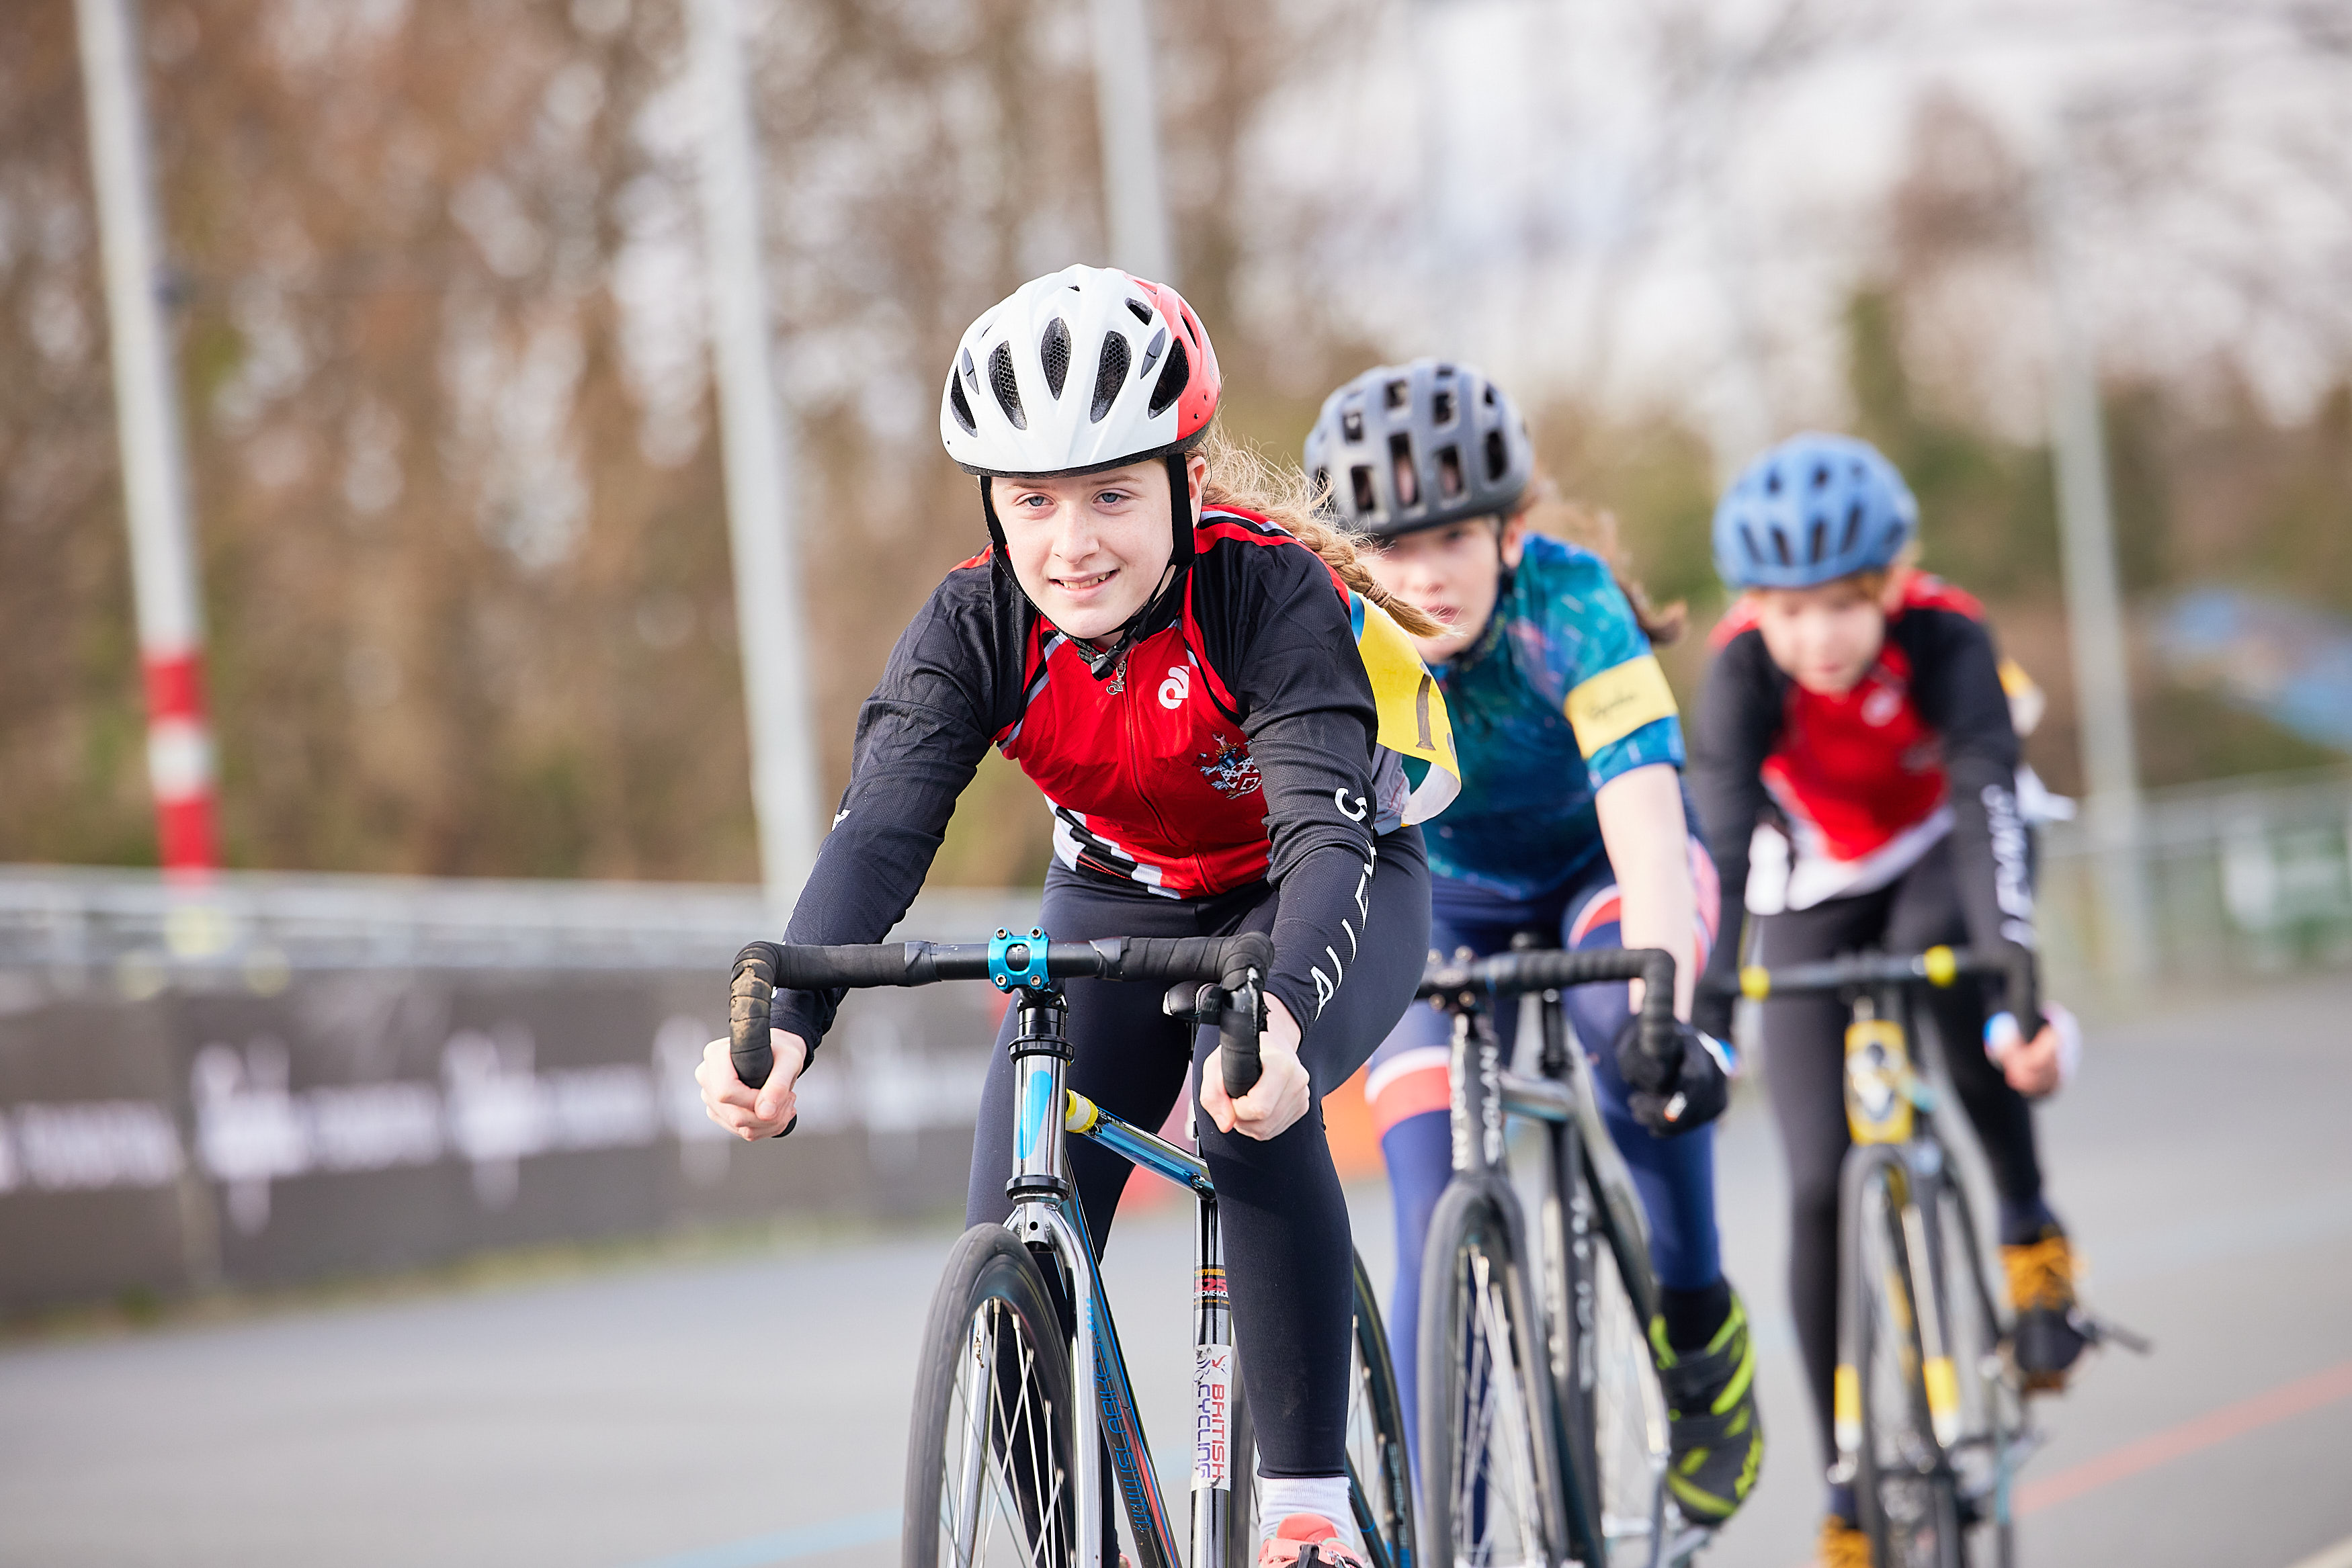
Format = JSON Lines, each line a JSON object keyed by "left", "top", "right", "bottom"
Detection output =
{"left": 1306, "top": 359, "right": 1764, "bottom": 1528}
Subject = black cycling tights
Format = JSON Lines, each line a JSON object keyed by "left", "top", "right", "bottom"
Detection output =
{"left": 967, "top": 827, "right": 1431, "bottom": 1484}
{"left": 1754, "top": 836, "right": 2054, "bottom": 1474}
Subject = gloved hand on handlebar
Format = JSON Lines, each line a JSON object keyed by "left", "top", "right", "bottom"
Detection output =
{"left": 1690, "top": 988, "right": 1735, "bottom": 1048}
{"left": 1613, "top": 1016, "right": 1734, "bottom": 1137}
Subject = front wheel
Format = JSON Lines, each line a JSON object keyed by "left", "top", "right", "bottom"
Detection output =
{"left": 904, "top": 1225, "right": 1078, "bottom": 1568}
{"left": 1419, "top": 1178, "right": 1568, "bottom": 1568}
{"left": 1851, "top": 1163, "right": 1965, "bottom": 1568}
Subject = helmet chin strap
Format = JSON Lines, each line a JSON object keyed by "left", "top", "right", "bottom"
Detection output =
{"left": 976, "top": 451, "right": 1199, "bottom": 683}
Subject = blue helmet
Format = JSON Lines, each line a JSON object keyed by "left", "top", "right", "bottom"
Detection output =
{"left": 1712, "top": 433, "right": 1917, "bottom": 590}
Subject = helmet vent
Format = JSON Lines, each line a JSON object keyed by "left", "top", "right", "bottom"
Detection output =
{"left": 1484, "top": 429, "right": 1509, "bottom": 484}
{"left": 1388, "top": 433, "right": 1420, "bottom": 507}
{"left": 1437, "top": 445, "right": 1464, "bottom": 500}
{"left": 1808, "top": 519, "right": 1828, "bottom": 563}
{"left": 1089, "top": 331, "right": 1130, "bottom": 422}
{"left": 1812, "top": 464, "right": 1831, "bottom": 490}
{"left": 1147, "top": 336, "right": 1190, "bottom": 417}
{"left": 1126, "top": 297, "right": 1153, "bottom": 324}
{"left": 1351, "top": 464, "right": 1378, "bottom": 515}
{"left": 1765, "top": 470, "right": 1783, "bottom": 495}
{"left": 1311, "top": 466, "right": 1332, "bottom": 507}
{"left": 1040, "top": 318, "right": 1072, "bottom": 398}
{"left": 1432, "top": 387, "right": 1457, "bottom": 425}
{"left": 1772, "top": 530, "right": 1793, "bottom": 566}
{"left": 1384, "top": 379, "right": 1411, "bottom": 412}
{"left": 1341, "top": 405, "right": 1363, "bottom": 443}
{"left": 989, "top": 342, "right": 1025, "bottom": 430}
{"left": 948, "top": 373, "right": 978, "bottom": 434}
{"left": 1841, "top": 502, "right": 1865, "bottom": 556}
{"left": 1137, "top": 326, "right": 1167, "bottom": 382}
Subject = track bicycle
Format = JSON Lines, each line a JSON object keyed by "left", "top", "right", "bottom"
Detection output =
{"left": 1413, "top": 943, "right": 1711, "bottom": 1568}
{"left": 1717, "top": 946, "right": 2038, "bottom": 1568}
{"left": 728, "top": 929, "right": 1415, "bottom": 1568}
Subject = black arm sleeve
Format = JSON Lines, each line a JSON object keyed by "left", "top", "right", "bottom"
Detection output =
{"left": 1206, "top": 544, "right": 1383, "bottom": 1037}
{"left": 1687, "top": 631, "right": 1788, "bottom": 1037}
{"left": 1902, "top": 611, "right": 2037, "bottom": 967}
{"left": 767, "top": 566, "right": 1021, "bottom": 1051}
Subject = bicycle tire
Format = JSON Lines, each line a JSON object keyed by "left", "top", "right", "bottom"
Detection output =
{"left": 1222, "top": 1252, "right": 1417, "bottom": 1568}
{"left": 1419, "top": 1177, "right": 1570, "bottom": 1568}
{"left": 1853, "top": 1164, "right": 1965, "bottom": 1568}
{"left": 1931, "top": 1174, "right": 2018, "bottom": 1568}
{"left": 1558, "top": 1146, "right": 1674, "bottom": 1567}
{"left": 903, "top": 1225, "right": 1079, "bottom": 1568}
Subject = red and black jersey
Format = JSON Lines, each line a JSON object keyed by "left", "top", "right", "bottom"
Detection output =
{"left": 771, "top": 507, "right": 1388, "bottom": 1050}
{"left": 996, "top": 513, "right": 1357, "bottom": 898}
{"left": 1689, "top": 574, "right": 2037, "bottom": 1017}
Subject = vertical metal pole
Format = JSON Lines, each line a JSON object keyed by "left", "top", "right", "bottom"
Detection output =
{"left": 2035, "top": 126, "right": 2153, "bottom": 984}
{"left": 688, "top": 0, "right": 822, "bottom": 915}
{"left": 76, "top": 0, "right": 218, "bottom": 876}
{"left": 1088, "top": 0, "right": 1175, "bottom": 284}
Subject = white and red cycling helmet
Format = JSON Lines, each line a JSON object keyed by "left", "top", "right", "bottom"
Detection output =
{"left": 941, "top": 264, "right": 1221, "bottom": 566}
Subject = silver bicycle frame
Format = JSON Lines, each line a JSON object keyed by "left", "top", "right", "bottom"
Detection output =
{"left": 995, "top": 985, "right": 1238, "bottom": 1568}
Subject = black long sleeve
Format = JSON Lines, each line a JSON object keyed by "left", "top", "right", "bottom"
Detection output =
{"left": 768, "top": 564, "right": 1022, "bottom": 1048}
{"left": 1688, "top": 634, "right": 1788, "bottom": 1037}
{"left": 1195, "top": 533, "right": 1382, "bottom": 1037}
{"left": 1898, "top": 613, "right": 2035, "bottom": 960}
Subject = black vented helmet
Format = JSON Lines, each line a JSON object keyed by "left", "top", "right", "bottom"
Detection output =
{"left": 1303, "top": 359, "right": 1535, "bottom": 538}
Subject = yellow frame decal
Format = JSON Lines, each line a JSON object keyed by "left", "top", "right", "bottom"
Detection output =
{"left": 1565, "top": 653, "right": 1678, "bottom": 758}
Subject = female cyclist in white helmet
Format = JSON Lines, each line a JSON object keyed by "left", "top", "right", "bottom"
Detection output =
{"left": 699, "top": 265, "right": 1458, "bottom": 1565}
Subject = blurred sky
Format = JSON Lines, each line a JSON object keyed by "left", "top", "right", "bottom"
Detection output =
{"left": 1228, "top": 0, "right": 2349, "bottom": 458}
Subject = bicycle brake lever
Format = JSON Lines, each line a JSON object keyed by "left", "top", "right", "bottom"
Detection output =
{"left": 1162, "top": 982, "right": 1228, "bottom": 1027}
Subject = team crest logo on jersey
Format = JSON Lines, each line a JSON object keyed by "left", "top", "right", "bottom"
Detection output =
{"left": 1195, "top": 734, "right": 1262, "bottom": 799}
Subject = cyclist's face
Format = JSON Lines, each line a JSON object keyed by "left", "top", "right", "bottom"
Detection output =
{"left": 992, "top": 457, "right": 1200, "bottom": 642}
{"left": 1751, "top": 576, "right": 1890, "bottom": 694}
{"left": 1362, "top": 517, "right": 1525, "bottom": 664}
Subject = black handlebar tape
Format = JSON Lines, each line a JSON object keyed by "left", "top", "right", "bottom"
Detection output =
{"left": 730, "top": 942, "right": 780, "bottom": 1089}
{"left": 2005, "top": 946, "right": 2043, "bottom": 1035}
{"left": 1416, "top": 946, "right": 1677, "bottom": 1069}
{"left": 1107, "top": 931, "right": 1277, "bottom": 986}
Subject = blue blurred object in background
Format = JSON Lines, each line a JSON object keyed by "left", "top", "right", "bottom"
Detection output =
{"left": 2158, "top": 588, "right": 2352, "bottom": 754}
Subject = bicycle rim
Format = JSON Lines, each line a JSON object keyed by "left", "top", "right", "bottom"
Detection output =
{"left": 1855, "top": 1169, "right": 1963, "bottom": 1568}
{"left": 1347, "top": 1250, "right": 1417, "bottom": 1567}
{"left": 1421, "top": 1183, "right": 1563, "bottom": 1568}
{"left": 1585, "top": 1219, "right": 1671, "bottom": 1565}
{"left": 1933, "top": 1178, "right": 2019, "bottom": 1561}
{"left": 905, "top": 1226, "right": 1076, "bottom": 1568}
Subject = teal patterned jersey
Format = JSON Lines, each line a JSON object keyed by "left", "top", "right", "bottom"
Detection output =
{"left": 1425, "top": 533, "right": 1686, "bottom": 900}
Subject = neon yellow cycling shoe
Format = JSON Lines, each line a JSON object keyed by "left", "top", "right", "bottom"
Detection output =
{"left": 1650, "top": 1289, "right": 1764, "bottom": 1523}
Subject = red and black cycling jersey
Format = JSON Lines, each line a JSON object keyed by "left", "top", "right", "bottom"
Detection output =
{"left": 1689, "top": 574, "right": 2037, "bottom": 1013}
{"left": 770, "top": 507, "right": 1388, "bottom": 1051}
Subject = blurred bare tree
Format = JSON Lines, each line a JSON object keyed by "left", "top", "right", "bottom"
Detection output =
{"left": 3, "top": 0, "right": 2347, "bottom": 885}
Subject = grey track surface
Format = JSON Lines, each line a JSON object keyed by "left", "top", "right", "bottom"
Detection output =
{"left": 3, "top": 975, "right": 2350, "bottom": 1567}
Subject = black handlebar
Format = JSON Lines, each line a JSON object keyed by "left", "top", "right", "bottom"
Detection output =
{"left": 1417, "top": 946, "right": 1679, "bottom": 1072}
{"left": 727, "top": 931, "right": 1275, "bottom": 1122}
{"left": 1703, "top": 944, "right": 2040, "bottom": 1027}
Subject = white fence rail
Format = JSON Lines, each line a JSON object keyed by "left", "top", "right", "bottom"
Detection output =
{"left": 2039, "top": 767, "right": 2352, "bottom": 993}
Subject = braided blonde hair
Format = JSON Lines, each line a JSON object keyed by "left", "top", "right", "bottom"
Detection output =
{"left": 1196, "top": 431, "right": 1444, "bottom": 639}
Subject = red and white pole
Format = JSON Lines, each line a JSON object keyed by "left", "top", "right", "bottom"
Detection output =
{"left": 76, "top": 0, "right": 218, "bottom": 876}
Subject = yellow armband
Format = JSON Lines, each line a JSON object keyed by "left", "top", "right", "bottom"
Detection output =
{"left": 1564, "top": 653, "right": 1678, "bottom": 758}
